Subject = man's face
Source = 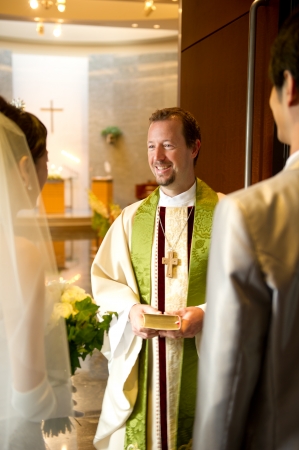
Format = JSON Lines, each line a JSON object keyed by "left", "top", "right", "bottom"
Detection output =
{"left": 269, "top": 85, "right": 290, "bottom": 145}
{"left": 147, "top": 118, "right": 197, "bottom": 196}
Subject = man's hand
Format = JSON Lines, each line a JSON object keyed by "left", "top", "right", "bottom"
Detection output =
{"left": 129, "top": 304, "right": 162, "bottom": 339}
{"left": 159, "top": 306, "right": 204, "bottom": 339}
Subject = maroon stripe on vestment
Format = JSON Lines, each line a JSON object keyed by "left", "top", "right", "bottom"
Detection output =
{"left": 157, "top": 207, "right": 168, "bottom": 450}
{"left": 188, "top": 207, "right": 195, "bottom": 270}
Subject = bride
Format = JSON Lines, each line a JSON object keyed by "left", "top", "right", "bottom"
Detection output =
{"left": 0, "top": 96, "right": 74, "bottom": 449}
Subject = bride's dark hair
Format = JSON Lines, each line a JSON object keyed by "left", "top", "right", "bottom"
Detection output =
{"left": 0, "top": 96, "right": 47, "bottom": 163}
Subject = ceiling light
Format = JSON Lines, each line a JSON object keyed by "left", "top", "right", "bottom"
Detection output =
{"left": 29, "top": 0, "right": 66, "bottom": 13}
{"left": 132, "top": 23, "right": 138, "bottom": 28}
{"left": 153, "top": 24, "right": 160, "bottom": 29}
{"left": 53, "top": 24, "right": 61, "bottom": 37}
{"left": 29, "top": 0, "right": 39, "bottom": 9}
{"left": 57, "top": 0, "right": 66, "bottom": 12}
{"left": 144, "top": 0, "right": 156, "bottom": 17}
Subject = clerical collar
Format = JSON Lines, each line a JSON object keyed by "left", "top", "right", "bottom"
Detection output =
{"left": 158, "top": 181, "right": 196, "bottom": 207}
{"left": 285, "top": 149, "right": 299, "bottom": 169}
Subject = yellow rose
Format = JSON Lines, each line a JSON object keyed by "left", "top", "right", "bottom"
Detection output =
{"left": 61, "top": 285, "right": 88, "bottom": 304}
{"left": 52, "top": 301, "right": 74, "bottom": 320}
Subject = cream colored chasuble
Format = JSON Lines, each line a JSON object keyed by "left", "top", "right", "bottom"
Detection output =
{"left": 148, "top": 182, "right": 198, "bottom": 450}
{"left": 93, "top": 182, "right": 204, "bottom": 450}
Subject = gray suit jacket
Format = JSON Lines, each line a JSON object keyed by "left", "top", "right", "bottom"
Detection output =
{"left": 194, "top": 152, "right": 299, "bottom": 450}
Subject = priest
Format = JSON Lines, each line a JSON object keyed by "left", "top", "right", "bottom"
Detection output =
{"left": 92, "top": 107, "right": 224, "bottom": 450}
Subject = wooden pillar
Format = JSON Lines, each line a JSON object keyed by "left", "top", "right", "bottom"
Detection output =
{"left": 180, "top": 0, "right": 279, "bottom": 193}
{"left": 41, "top": 179, "right": 65, "bottom": 214}
{"left": 91, "top": 178, "right": 113, "bottom": 206}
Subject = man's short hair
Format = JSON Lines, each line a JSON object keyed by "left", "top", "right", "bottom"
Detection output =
{"left": 269, "top": 9, "right": 299, "bottom": 90}
{"left": 149, "top": 107, "right": 201, "bottom": 165}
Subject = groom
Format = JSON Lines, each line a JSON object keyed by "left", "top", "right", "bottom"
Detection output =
{"left": 193, "top": 9, "right": 299, "bottom": 450}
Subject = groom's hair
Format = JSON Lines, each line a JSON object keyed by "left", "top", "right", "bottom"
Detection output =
{"left": 269, "top": 8, "right": 299, "bottom": 90}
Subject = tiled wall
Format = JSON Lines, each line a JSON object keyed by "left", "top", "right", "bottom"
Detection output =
{"left": 0, "top": 50, "right": 12, "bottom": 101}
{"left": 89, "top": 51, "right": 178, "bottom": 208}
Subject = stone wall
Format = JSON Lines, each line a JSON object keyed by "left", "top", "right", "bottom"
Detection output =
{"left": 89, "top": 51, "right": 178, "bottom": 208}
{"left": 0, "top": 50, "right": 12, "bottom": 101}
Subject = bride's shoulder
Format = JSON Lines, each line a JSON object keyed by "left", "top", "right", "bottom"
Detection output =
{"left": 15, "top": 236, "right": 40, "bottom": 257}
{"left": 15, "top": 236, "right": 44, "bottom": 273}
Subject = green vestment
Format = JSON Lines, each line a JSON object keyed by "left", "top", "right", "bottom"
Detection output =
{"left": 125, "top": 179, "right": 218, "bottom": 450}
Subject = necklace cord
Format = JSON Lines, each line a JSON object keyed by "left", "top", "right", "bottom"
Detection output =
{"left": 158, "top": 206, "right": 194, "bottom": 252}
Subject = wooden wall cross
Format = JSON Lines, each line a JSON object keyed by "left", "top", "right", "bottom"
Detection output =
{"left": 40, "top": 100, "right": 63, "bottom": 133}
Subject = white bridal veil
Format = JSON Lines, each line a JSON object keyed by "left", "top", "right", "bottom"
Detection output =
{"left": 0, "top": 112, "right": 73, "bottom": 448}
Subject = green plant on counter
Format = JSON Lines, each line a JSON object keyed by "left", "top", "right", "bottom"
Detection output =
{"left": 47, "top": 174, "right": 63, "bottom": 180}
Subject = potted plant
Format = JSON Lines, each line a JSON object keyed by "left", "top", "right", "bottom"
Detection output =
{"left": 101, "top": 126, "right": 122, "bottom": 144}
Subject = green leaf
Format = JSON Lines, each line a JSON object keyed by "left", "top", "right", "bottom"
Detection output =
{"left": 75, "top": 325, "right": 97, "bottom": 344}
{"left": 67, "top": 325, "right": 77, "bottom": 341}
{"left": 74, "top": 298, "right": 99, "bottom": 322}
{"left": 91, "top": 212, "right": 110, "bottom": 238}
{"left": 65, "top": 308, "right": 117, "bottom": 375}
{"left": 69, "top": 347, "right": 81, "bottom": 375}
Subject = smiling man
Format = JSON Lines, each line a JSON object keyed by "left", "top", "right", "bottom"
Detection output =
{"left": 92, "top": 107, "right": 224, "bottom": 450}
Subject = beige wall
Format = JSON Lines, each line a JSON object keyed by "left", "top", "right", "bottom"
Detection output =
{"left": 89, "top": 51, "right": 178, "bottom": 208}
{"left": 0, "top": 50, "right": 12, "bottom": 100}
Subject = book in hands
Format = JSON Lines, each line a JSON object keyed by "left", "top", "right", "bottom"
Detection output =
{"left": 142, "top": 314, "right": 181, "bottom": 330}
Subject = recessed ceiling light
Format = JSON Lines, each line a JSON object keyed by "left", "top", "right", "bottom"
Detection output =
{"left": 57, "top": 0, "right": 66, "bottom": 12}
{"left": 132, "top": 23, "right": 138, "bottom": 28}
{"left": 29, "top": 0, "right": 39, "bottom": 9}
{"left": 153, "top": 24, "right": 160, "bottom": 29}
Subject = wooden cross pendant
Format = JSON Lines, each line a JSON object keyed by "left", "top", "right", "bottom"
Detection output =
{"left": 162, "top": 251, "right": 178, "bottom": 278}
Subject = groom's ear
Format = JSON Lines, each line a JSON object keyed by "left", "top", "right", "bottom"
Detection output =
{"left": 18, "top": 155, "right": 30, "bottom": 188}
{"left": 284, "top": 70, "right": 299, "bottom": 106}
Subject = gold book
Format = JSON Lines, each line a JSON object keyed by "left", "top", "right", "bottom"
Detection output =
{"left": 142, "top": 314, "right": 181, "bottom": 330}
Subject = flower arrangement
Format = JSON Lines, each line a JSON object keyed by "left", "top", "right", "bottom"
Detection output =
{"left": 88, "top": 190, "right": 122, "bottom": 239}
{"left": 43, "top": 280, "right": 116, "bottom": 437}
{"left": 48, "top": 281, "right": 117, "bottom": 375}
